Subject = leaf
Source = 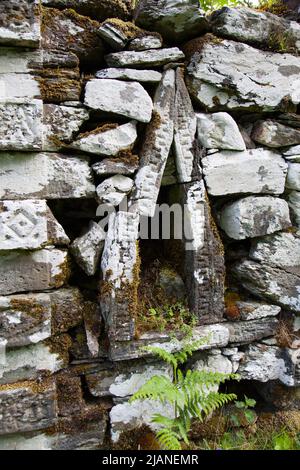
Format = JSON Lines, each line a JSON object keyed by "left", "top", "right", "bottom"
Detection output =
{"left": 244, "top": 409, "right": 256, "bottom": 425}
{"left": 244, "top": 396, "right": 256, "bottom": 408}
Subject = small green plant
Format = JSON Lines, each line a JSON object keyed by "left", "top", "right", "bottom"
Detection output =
{"left": 230, "top": 395, "right": 257, "bottom": 427}
{"left": 131, "top": 339, "right": 238, "bottom": 450}
{"left": 273, "top": 430, "right": 300, "bottom": 450}
{"left": 139, "top": 302, "right": 197, "bottom": 335}
{"left": 199, "top": 0, "right": 241, "bottom": 12}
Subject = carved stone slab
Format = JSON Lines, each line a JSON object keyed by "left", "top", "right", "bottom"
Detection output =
{"left": 0, "top": 0, "right": 41, "bottom": 48}
{"left": 129, "top": 69, "right": 175, "bottom": 216}
{"left": 100, "top": 211, "right": 139, "bottom": 342}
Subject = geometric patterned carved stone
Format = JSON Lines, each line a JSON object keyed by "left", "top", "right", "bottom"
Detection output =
{"left": 0, "top": 200, "right": 69, "bottom": 250}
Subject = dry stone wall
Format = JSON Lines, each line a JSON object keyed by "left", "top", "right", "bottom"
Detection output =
{"left": 0, "top": 0, "right": 300, "bottom": 449}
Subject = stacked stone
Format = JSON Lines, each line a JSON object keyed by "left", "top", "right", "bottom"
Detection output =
{"left": 0, "top": 0, "right": 300, "bottom": 448}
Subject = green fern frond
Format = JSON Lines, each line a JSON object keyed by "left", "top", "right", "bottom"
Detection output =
{"left": 130, "top": 375, "right": 180, "bottom": 405}
{"left": 156, "top": 428, "right": 181, "bottom": 450}
{"left": 142, "top": 345, "right": 178, "bottom": 370}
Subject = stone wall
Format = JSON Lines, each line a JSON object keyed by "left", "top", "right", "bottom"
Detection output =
{"left": 0, "top": 0, "right": 300, "bottom": 449}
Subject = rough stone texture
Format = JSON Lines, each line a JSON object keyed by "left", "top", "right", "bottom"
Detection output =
{"left": 197, "top": 112, "right": 245, "bottom": 151}
{"left": 70, "top": 121, "right": 137, "bottom": 156}
{"left": 194, "top": 353, "right": 233, "bottom": 376}
{"left": 173, "top": 68, "right": 197, "bottom": 183}
{"left": 128, "top": 35, "right": 162, "bottom": 51}
{"left": 92, "top": 157, "right": 139, "bottom": 176}
{"left": 0, "top": 342, "right": 65, "bottom": 385}
{"left": 134, "top": 0, "right": 208, "bottom": 43}
{"left": 210, "top": 6, "right": 300, "bottom": 53}
{"left": 227, "top": 318, "right": 278, "bottom": 345}
{"left": 0, "top": 200, "right": 69, "bottom": 251}
{"left": 0, "top": 379, "right": 57, "bottom": 436}
{"left": 0, "top": 288, "right": 83, "bottom": 348}
{"left": 252, "top": 120, "right": 300, "bottom": 148}
{"left": 110, "top": 323, "right": 230, "bottom": 362}
{"left": 95, "top": 68, "right": 162, "bottom": 83}
{"left": 105, "top": 48, "right": 185, "bottom": 68}
{"left": 84, "top": 79, "right": 153, "bottom": 123}
{"left": 98, "top": 22, "right": 128, "bottom": 51}
{"left": 0, "top": 0, "right": 41, "bottom": 48}
{"left": 238, "top": 344, "right": 287, "bottom": 383}
{"left": 110, "top": 398, "right": 174, "bottom": 443}
{"left": 101, "top": 211, "right": 140, "bottom": 342}
{"left": 0, "top": 248, "right": 70, "bottom": 295}
{"left": 129, "top": 69, "right": 175, "bottom": 217}
{"left": 96, "top": 175, "right": 133, "bottom": 206}
{"left": 41, "top": 0, "right": 132, "bottom": 22}
{"left": 218, "top": 196, "right": 291, "bottom": 240}
{"left": 182, "top": 180, "right": 225, "bottom": 324}
{"left": 236, "top": 301, "right": 281, "bottom": 321}
{"left": 0, "top": 153, "right": 95, "bottom": 200}
{"left": 41, "top": 7, "right": 104, "bottom": 67}
{"left": 250, "top": 231, "right": 300, "bottom": 269}
{"left": 232, "top": 260, "right": 300, "bottom": 314}
{"left": 202, "top": 149, "right": 288, "bottom": 196}
{"left": 42, "top": 104, "right": 89, "bottom": 151}
{"left": 0, "top": 47, "right": 41, "bottom": 74}
{"left": 86, "top": 362, "right": 172, "bottom": 398}
{"left": 284, "top": 145, "right": 300, "bottom": 163}
{"left": 186, "top": 37, "right": 300, "bottom": 112}
{"left": 0, "top": 73, "right": 40, "bottom": 100}
{"left": 70, "top": 222, "right": 105, "bottom": 276}
{"left": 0, "top": 99, "right": 43, "bottom": 151}
{"left": 288, "top": 190, "right": 300, "bottom": 227}
{"left": 286, "top": 163, "right": 300, "bottom": 191}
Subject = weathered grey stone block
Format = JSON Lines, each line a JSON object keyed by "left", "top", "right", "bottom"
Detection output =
{"left": 197, "top": 112, "right": 246, "bottom": 151}
{"left": 95, "top": 68, "right": 162, "bottom": 83}
{"left": 92, "top": 157, "right": 139, "bottom": 176}
{"left": 0, "top": 153, "right": 95, "bottom": 200}
{"left": 287, "top": 190, "right": 300, "bottom": 227}
{"left": 186, "top": 37, "right": 300, "bottom": 112}
{"left": 0, "top": 248, "right": 70, "bottom": 295}
{"left": 42, "top": 104, "right": 89, "bottom": 151}
{"left": 0, "top": 200, "right": 69, "bottom": 251}
{"left": 218, "top": 196, "right": 291, "bottom": 239}
{"left": 70, "top": 222, "right": 105, "bottom": 276}
{"left": 0, "top": 99, "right": 43, "bottom": 151}
{"left": 202, "top": 149, "right": 288, "bottom": 196}
{"left": 0, "top": 0, "right": 41, "bottom": 48}
{"left": 84, "top": 79, "right": 153, "bottom": 123}
{"left": 236, "top": 301, "right": 281, "bottom": 321}
{"left": 0, "top": 379, "right": 57, "bottom": 436}
{"left": 286, "top": 163, "right": 300, "bottom": 191}
{"left": 135, "top": 0, "right": 208, "bottom": 43}
{"left": 252, "top": 120, "right": 300, "bottom": 148}
{"left": 128, "top": 35, "right": 162, "bottom": 51}
{"left": 105, "top": 48, "right": 185, "bottom": 68}
{"left": 96, "top": 175, "right": 134, "bottom": 206}
{"left": 70, "top": 121, "right": 138, "bottom": 157}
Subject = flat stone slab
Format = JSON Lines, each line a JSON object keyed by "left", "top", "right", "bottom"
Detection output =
{"left": 210, "top": 6, "right": 300, "bottom": 53}
{"left": 95, "top": 68, "right": 162, "bottom": 83}
{"left": 218, "top": 196, "right": 291, "bottom": 240}
{"left": 84, "top": 79, "right": 153, "bottom": 123}
{"left": 0, "top": 200, "right": 69, "bottom": 251}
{"left": 0, "top": 0, "right": 41, "bottom": 48}
{"left": 186, "top": 36, "right": 300, "bottom": 112}
{"left": 0, "top": 73, "right": 40, "bottom": 100}
{"left": 135, "top": 0, "right": 208, "bottom": 43}
{"left": 70, "top": 121, "right": 138, "bottom": 156}
{"left": 236, "top": 301, "right": 281, "bottom": 321}
{"left": 232, "top": 259, "right": 300, "bottom": 314}
{"left": 70, "top": 222, "right": 105, "bottom": 276}
{"left": 0, "top": 379, "right": 57, "bottom": 436}
{"left": 202, "top": 149, "right": 288, "bottom": 196}
{"left": 92, "top": 157, "right": 139, "bottom": 176}
{"left": 252, "top": 120, "right": 300, "bottom": 148}
{"left": 197, "top": 112, "right": 246, "bottom": 151}
{"left": 0, "top": 288, "right": 83, "bottom": 348}
{"left": 105, "top": 48, "right": 185, "bottom": 68}
{"left": 42, "top": 104, "right": 89, "bottom": 151}
{"left": 128, "top": 35, "right": 162, "bottom": 51}
{"left": 250, "top": 231, "right": 300, "bottom": 269}
{"left": 0, "top": 153, "right": 95, "bottom": 200}
{"left": 0, "top": 99, "right": 43, "bottom": 151}
{"left": 0, "top": 248, "right": 70, "bottom": 295}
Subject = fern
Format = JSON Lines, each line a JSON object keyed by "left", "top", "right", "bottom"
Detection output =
{"left": 131, "top": 338, "right": 239, "bottom": 450}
